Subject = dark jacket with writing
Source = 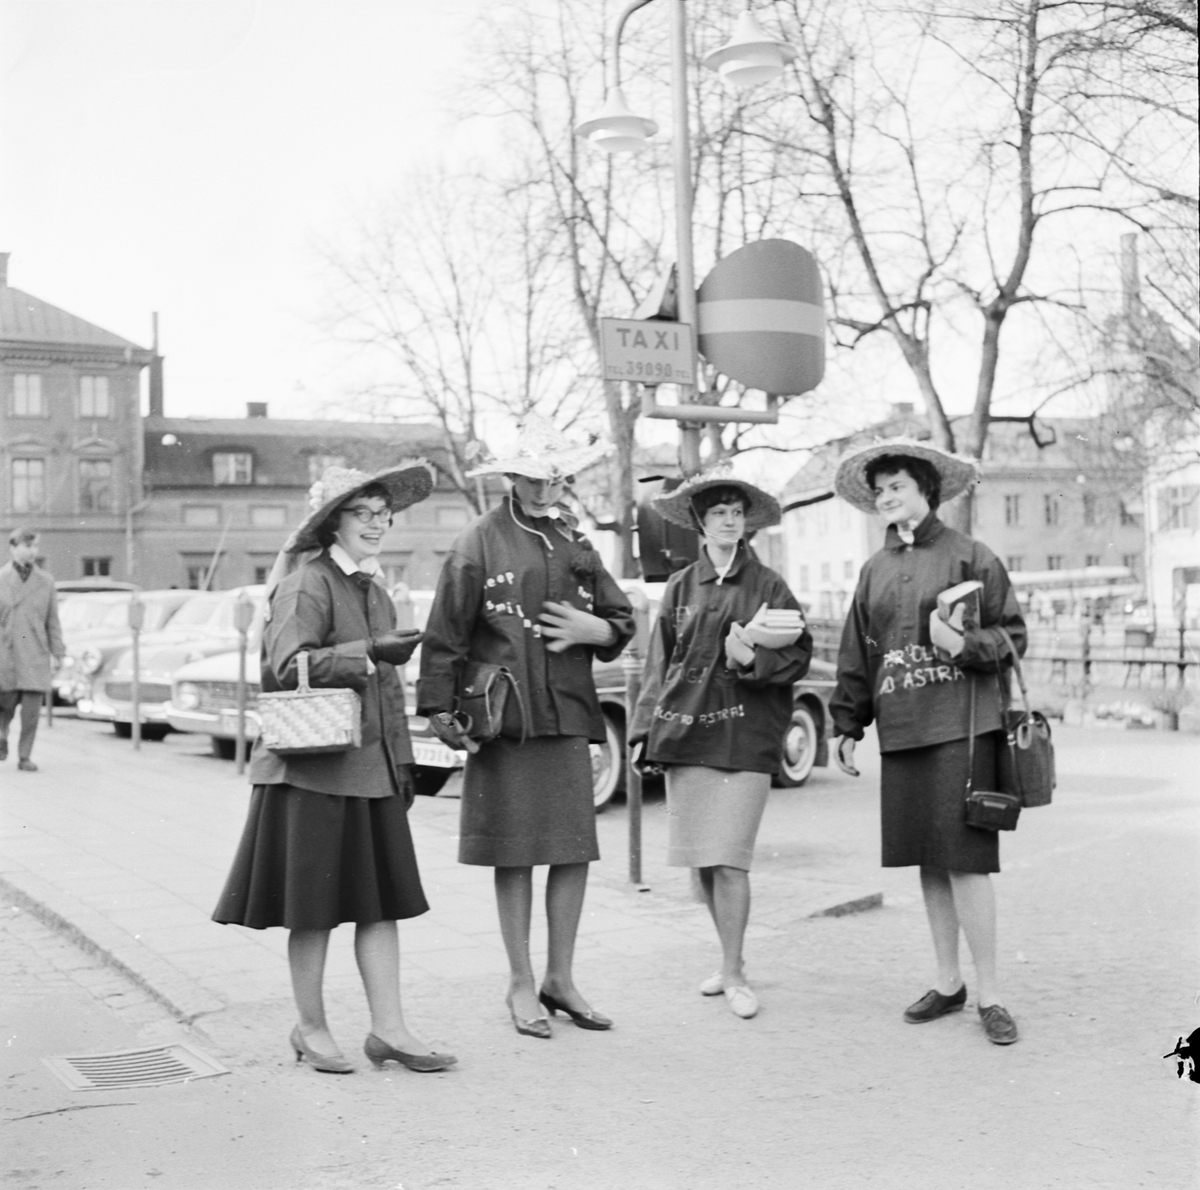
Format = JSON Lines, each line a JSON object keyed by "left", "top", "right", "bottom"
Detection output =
{"left": 630, "top": 542, "right": 812, "bottom": 774}
{"left": 248, "top": 552, "right": 412, "bottom": 797}
{"left": 830, "top": 513, "right": 1026, "bottom": 753}
{"left": 417, "top": 498, "right": 635, "bottom": 741}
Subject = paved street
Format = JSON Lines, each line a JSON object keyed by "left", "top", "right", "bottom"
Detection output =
{"left": 2, "top": 716, "right": 1198, "bottom": 1189}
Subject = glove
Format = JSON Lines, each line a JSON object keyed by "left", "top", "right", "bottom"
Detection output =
{"left": 724, "top": 622, "right": 756, "bottom": 669}
{"left": 368, "top": 630, "right": 424, "bottom": 666}
{"left": 928, "top": 610, "right": 965, "bottom": 659}
{"left": 428, "top": 711, "right": 478, "bottom": 754}
{"left": 834, "top": 735, "right": 860, "bottom": 777}
{"left": 630, "top": 739, "right": 663, "bottom": 779}
{"left": 539, "top": 602, "right": 616, "bottom": 653}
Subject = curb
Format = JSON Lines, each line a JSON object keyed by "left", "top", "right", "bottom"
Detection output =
{"left": 0, "top": 870, "right": 227, "bottom": 1026}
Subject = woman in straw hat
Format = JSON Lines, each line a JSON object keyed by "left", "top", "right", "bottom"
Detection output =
{"left": 417, "top": 418, "right": 635, "bottom": 1039}
{"left": 629, "top": 469, "right": 812, "bottom": 1019}
{"left": 213, "top": 463, "right": 456, "bottom": 1075}
{"left": 829, "top": 439, "right": 1026, "bottom": 1045}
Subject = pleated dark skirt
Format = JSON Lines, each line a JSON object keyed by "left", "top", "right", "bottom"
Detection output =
{"left": 212, "top": 779, "right": 429, "bottom": 931}
{"left": 880, "top": 733, "right": 1001, "bottom": 874}
{"left": 459, "top": 735, "right": 599, "bottom": 867}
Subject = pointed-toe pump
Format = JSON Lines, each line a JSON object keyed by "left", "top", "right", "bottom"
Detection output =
{"left": 538, "top": 989, "right": 613, "bottom": 1031}
{"left": 289, "top": 1026, "right": 354, "bottom": 1074}
{"left": 506, "top": 994, "right": 552, "bottom": 1039}
{"left": 363, "top": 1033, "right": 457, "bottom": 1072}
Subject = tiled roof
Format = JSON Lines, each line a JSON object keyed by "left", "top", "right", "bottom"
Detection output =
{"left": 0, "top": 285, "right": 148, "bottom": 351}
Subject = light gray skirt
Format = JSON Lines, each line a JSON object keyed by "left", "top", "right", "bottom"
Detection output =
{"left": 664, "top": 766, "right": 771, "bottom": 871}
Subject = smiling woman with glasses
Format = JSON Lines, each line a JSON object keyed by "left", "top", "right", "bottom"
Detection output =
{"left": 212, "top": 462, "right": 459, "bottom": 1075}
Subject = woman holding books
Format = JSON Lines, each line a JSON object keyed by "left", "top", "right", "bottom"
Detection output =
{"left": 829, "top": 441, "right": 1026, "bottom": 1045}
{"left": 630, "top": 471, "right": 812, "bottom": 1020}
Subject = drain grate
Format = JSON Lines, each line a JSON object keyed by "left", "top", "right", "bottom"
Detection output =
{"left": 43, "top": 1043, "right": 230, "bottom": 1091}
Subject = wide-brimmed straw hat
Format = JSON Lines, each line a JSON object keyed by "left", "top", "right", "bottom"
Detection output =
{"left": 833, "top": 437, "right": 979, "bottom": 514}
{"left": 285, "top": 460, "right": 435, "bottom": 553}
{"left": 466, "top": 415, "right": 611, "bottom": 483}
{"left": 653, "top": 466, "right": 781, "bottom": 532}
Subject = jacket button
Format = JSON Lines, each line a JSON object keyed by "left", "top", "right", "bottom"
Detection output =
{"left": 900, "top": 575, "right": 911, "bottom": 583}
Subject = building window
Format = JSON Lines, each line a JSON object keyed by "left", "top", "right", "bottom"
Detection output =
{"left": 1082, "top": 493, "right": 1098, "bottom": 526}
{"left": 1119, "top": 500, "right": 1140, "bottom": 527}
{"left": 213, "top": 452, "right": 253, "bottom": 485}
{"left": 12, "top": 458, "right": 46, "bottom": 512}
{"left": 12, "top": 373, "right": 45, "bottom": 417}
{"left": 1123, "top": 554, "right": 1139, "bottom": 574}
{"left": 308, "top": 454, "right": 347, "bottom": 482}
{"left": 1006, "top": 556, "right": 1024, "bottom": 573}
{"left": 1004, "top": 495, "right": 1021, "bottom": 526}
{"left": 798, "top": 565, "right": 809, "bottom": 591}
{"left": 78, "top": 459, "right": 113, "bottom": 512}
{"left": 1047, "top": 555, "right": 1064, "bottom": 571}
{"left": 185, "top": 564, "right": 207, "bottom": 590}
{"left": 1085, "top": 553, "right": 1102, "bottom": 567}
{"left": 843, "top": 559, "right": 855, "bottom": 581}
{"left": 79, "top": 375, "right": 111, "bottom": 418}
{"left": 250, "top": 505, "right": 287, "bottom": 528}
{"left": 253, "top": 565, "right": 270, "bottom": 584}
{"left": 1160, "top": 485, "right": 1199, "bottom": 531}
{"left": 82, "top": 557, "right": 111, "bottom": 577}
{"left": 820, "top": 561, "right": 831, "bottom": 583}
{"left": 183, "top": 505, "right": 220, "bottom": 527}
{"left": 1044, "top": 495, "right": 1060, "bottom": 526}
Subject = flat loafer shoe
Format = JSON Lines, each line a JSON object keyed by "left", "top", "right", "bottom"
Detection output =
{"left": 903, "top": 985, "right": 967, "bottom": 1023}
{"left": 699, "top": 972, "right": 724, "bottom": 997}
{"left": 979, "top": 1004, "right": 1019, "bottom": 1045}
{"left": 724, "top": 985, "right": 759, "bottom": 1019}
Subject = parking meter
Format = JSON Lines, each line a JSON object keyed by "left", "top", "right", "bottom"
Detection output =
{"left": 233, "top": 591, "right": 254, "bottom": 774}
{"left": 128, "top": 596, "right": 145, "bottom": 750}
{"left": 622, "top": 587, "right": 651, "bottom": 887}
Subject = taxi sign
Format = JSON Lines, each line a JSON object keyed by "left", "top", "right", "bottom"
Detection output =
{"left": 599, "top": 318, "right": 695, "bottom": 385}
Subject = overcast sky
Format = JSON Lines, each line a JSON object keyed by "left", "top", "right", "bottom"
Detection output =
{"left": 1, "top": 0, "right": 485, "bottom": 421}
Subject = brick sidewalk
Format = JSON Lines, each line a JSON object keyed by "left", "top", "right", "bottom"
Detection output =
{"left": 0, "top": 717, "right": 884, "bottom": 1023}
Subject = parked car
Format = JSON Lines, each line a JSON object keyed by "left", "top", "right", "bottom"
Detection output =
{"left": 54, "top": 589, "right": 197, "bottom": 705}
{"left": 77, "top": 586, "right": 264, "bottom": 739}
{"left": 55, "top": 578, "right": 139, "bottom": 595}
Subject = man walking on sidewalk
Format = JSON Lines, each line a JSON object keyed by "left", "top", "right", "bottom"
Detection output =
{"left": 0, "top": 529, "right": 64, "bottom": 772}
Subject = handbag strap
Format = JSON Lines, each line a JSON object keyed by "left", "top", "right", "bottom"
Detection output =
{"left": 502, "top": 668, "right": 531, "bottom": 745}
{"left": 965, "top": 671, "right": 978, "bottom": 798}
{"left": 996, "top": 626, "right": 1030, "bottom": 717}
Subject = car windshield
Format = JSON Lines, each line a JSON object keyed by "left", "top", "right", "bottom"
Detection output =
{"left": 59, "top": 599, "right": 123, "bottom": 632}
{"left": 166, "top": 593, "right": 227, "bottom": 627}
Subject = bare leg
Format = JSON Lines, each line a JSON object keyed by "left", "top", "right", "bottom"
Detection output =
{"left": 354, "top": 919, "right": 434, "bottom": 1055}
{"left": 708, "top": 865, "right": 751, "bottom": 987}
{"left": 948, "top": 871, "right": 999, "bottom": 1006}
{"left": 919, "top": 866, "right": 965, "bottom": 995}
{"left": 494, "top": 866, "right": 540, "bottom": 1022}
{"left": 541, "top": 862, "right": 594, "bottom": 1013}
{"left": 288, "top": 928, "right": 340, "bottom": 1053}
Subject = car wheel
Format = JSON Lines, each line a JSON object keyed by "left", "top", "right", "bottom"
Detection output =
{"left": 211, "top": 737, "right": 250, "bottom": 761}
{"left": 774, "top": 704, "right": 818, "bottom": 787}
{"left": 591, "top": 712, "right": 624, "bottom": 811}
{"left": 140, "top": 724, "right": 171, "bottom": 742}
{"left": 112, "top": 721, "right": 133, "bottom": 739}
{"left": 412, "top": 767, "right": 451, "bottom": 798}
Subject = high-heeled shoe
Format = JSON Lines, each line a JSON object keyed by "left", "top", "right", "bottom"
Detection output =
{"left": 289, "top": 1026, "right": 354, "bottom": 1074}
{"left": 538, "top": 989, "right": 613, "bottom": 1031}
{"left": 506, "top": 993, "right": 552, "bottom": 1039}
{"left": 363, "top": 1033, "right": 457, "bottom": 1072}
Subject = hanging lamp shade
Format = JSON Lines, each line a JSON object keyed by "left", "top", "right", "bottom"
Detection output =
{"left": 703, "top": 10, "right": 797, "bottom": 89}
{"left": 574, "top": 87, "right": 658, "bottom": 153}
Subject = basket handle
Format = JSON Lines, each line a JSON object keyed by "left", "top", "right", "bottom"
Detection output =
{"left": 296, "top": 651, "right": 311, "bottom": 693}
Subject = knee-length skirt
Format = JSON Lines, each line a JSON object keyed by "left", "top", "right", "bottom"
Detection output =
{"left": 212, "top": 778, "right": 429, "bottom": 931}
{"left": 880, "top": 733, "right": 1001, "bottom": 874}
{"left": 664, "top": 766, "right": 771, "bottom": 871}
{"left": 459, "top": 735, "right": 599, "bottom": 867}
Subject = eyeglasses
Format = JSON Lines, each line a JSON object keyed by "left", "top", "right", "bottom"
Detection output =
{"left": 342, "top": 506, "right": 393, "bottom": 526}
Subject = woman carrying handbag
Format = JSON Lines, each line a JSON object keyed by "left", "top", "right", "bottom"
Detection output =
{"left": 213, "top": 463, "right": 456, "bottom": 1075}
{"left": 829, "top": 440, "right": 1027, "bottom": 1046}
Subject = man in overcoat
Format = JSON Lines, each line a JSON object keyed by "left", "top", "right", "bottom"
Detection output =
{"left": 0, "top": 528, "right": 64, "bottom": 771}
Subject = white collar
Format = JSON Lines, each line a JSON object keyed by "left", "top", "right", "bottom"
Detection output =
{"left": 328, "top": 543, "right": 383, "bottom": 578}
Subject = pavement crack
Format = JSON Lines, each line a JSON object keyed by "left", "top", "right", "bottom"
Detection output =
{"left": 10, "top": 1102, "right": 137, "bottom": 1121}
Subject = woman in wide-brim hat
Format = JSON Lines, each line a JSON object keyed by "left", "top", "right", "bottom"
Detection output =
{"left": 828, "top": 438, "right": 1027, "bottom": 1046}
{"left": 417, "top": 416, "right": 636, "bottom": 1039}
{"left": 213, "top": 461, "right": 459, "bottom": 1075}
{"left": 629, "top": 467, "right": 812, "bottom": 1020}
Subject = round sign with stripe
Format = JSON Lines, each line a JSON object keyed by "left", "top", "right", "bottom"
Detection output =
{"left": 697, "top": 239, "right": 825, "bottom": 395}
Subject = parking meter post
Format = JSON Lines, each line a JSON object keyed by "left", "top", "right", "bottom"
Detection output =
{"left": 44, "top": 684, "right": 54, "bottom": 727}
{"left": 233, "top": 592, "right": 254, "bottom": 774}
{"left": 623, "top": 651, "right": 643, "bottom": 886}
{"left": 128, "top": 596, "right": 145, "bottom": 750}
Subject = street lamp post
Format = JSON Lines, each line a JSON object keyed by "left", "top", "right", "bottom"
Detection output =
{"left": 576, "top": 1, "right": 796, "bottom": 477}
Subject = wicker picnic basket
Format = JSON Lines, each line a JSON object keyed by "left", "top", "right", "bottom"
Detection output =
{"left": 258, "top": 651, "right": 362, "bottom": 756}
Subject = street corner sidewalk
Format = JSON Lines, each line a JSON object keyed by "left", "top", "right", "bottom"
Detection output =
{"left": 0, "top": 716, "right": 890, "bottom": 1027}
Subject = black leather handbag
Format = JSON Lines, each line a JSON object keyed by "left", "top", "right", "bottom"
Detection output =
{"left": 994, "top": 628, "right": 1055, "bottom": 808}
{"left": 455, "top": 660, "right": 528, "bottom": 746}
{"left": 964, "top": 673, "right": 1022, "bottom": 832}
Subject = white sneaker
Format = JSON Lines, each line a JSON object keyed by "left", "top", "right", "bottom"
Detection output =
{"left": 698, "top": 972, "right": 724, "bottom": 996}
{"left": 724, "top": 985, "right": 759, "bottom": 1019}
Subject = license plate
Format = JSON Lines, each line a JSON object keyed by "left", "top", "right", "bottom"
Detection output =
{"left": 412, "top": 740, "right": 459, "bottom": 768}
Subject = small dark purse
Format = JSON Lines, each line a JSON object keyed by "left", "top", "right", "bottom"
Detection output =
{"left": 964, "top": 674, "right": 1022, "bottom": 832}
{"left": 994, "top": 628, "right": 1055, "bottom": 808}
{"left": 455, "top": 660, "right": 528, "bottom": 745}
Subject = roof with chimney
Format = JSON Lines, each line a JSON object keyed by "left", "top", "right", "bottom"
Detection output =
{"left": 0, "top": 253, "right": 151, "bottom": 356}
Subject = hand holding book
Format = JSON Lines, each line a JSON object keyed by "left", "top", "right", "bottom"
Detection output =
{"left": 929, "top": 580, "right": 982, "bottom": 659}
